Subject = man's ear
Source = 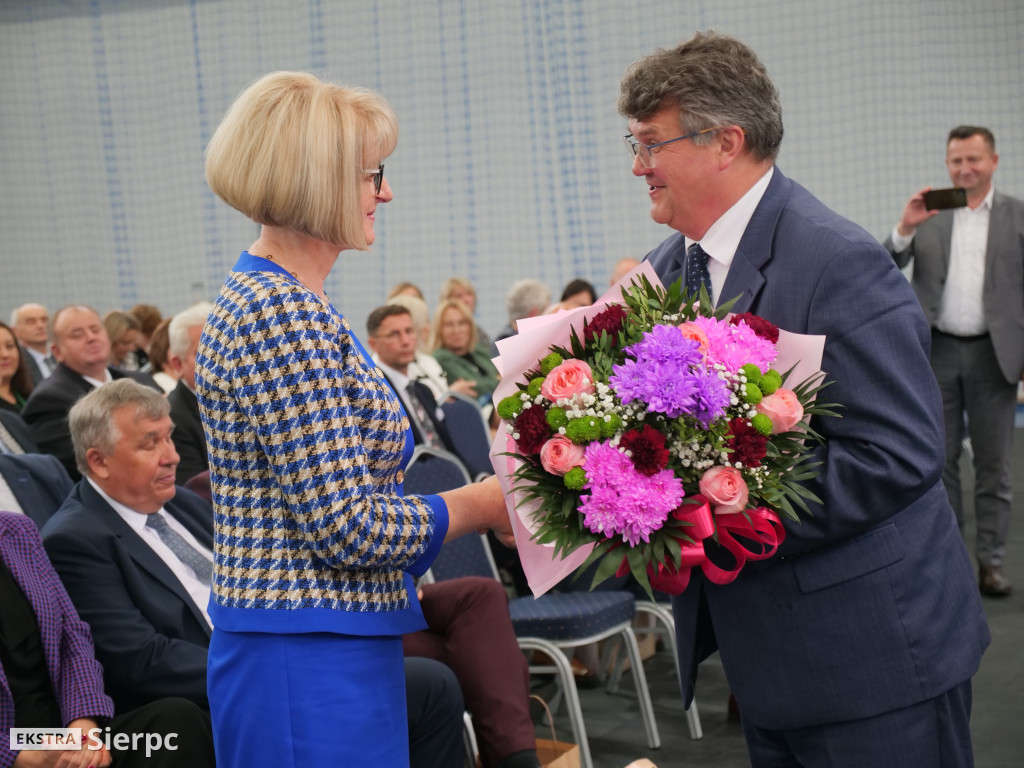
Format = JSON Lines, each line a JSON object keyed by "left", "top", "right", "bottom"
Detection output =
{"left": 716, "top": 125, "right": 747, "bottom": 170}
{"left": 85, "top": 447, "right": 111, "bottom": 481}
{"left": 167, "top": 354, "right": 185, "bottom": 378}
{"left": 366, "top": 335, "right": 378, "bottom": 354}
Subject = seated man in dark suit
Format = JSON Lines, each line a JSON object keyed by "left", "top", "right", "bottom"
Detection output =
{"left": 20, "top": 306, "right": 160, "bottom": 480}
{"left": 42, "top": 379, "right": 466, "bottom": 764}
{"left": 0, "top": 409, "right": 38, "bottom": 453}
{"left": 0, "top": 451, "right": 73, "bottom": 530}
{"left": 166, "top": 302, "right": 214, "bottom": 485}
{"left": 0, "top": 511, "right": 215, "bottom": 767}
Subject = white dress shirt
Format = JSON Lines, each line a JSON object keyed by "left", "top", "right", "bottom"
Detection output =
{"left": 0, "top": 474, "right": 24, "bottom": 516}
{"left": 889, "top": 186, "right": 993, "bottom": 336}
{"left": 687, "top": 166, "right": 774, "bottom": 306}
{"left": 24, "top": 346, "right": 55, "bottom": 378}
{"left": 87, "top": 477, "right": 213, "bottom": 628}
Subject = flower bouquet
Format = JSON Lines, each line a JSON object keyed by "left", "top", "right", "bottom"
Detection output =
{"left": 489, "top": 264, "right": 836, "bottom": 598}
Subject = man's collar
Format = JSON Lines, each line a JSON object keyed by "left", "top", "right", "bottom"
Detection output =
{"left": 687, "top": 166, "right": 774, "bottom": 266}
{"left": 86, "top": 476, "right": 165, "bottom": 528}
{"left": 376, "top": 359, "right": 410, "bottom": 389}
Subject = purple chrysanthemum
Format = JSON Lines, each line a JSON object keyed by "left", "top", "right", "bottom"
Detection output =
{"left": 689, "top": 367, "right": 733, "bottom": 426}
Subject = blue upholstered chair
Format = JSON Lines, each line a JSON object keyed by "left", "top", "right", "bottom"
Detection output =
{"left": 427, "top": 529, "right": 661, "bottom": 768}
{"left": 438, "top": 390, "right": 494, "bottom": 480}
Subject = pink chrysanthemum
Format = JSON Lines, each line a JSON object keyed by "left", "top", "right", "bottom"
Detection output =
{"left": 690, "top": 315, "right": 777, "bottom": 374}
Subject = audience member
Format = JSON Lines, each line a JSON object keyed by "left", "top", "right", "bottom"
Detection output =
{"left": 624, "top": 31, "right": 987, "bottom": 765}
{"left": 146, "top": 318, "right": 178, "bottom": 393}
{"left": 20, "top": 305, "right": 159, "bottom": 480}
{"left": 609, "top": 257, "right": 640, "bottom": 285}
{"left": 0, "top": 321, "right": 34, "bottom": 413}
{"left": 0, "top": 512, "right": 216, "bottom": 768}
{"left": 495, "top": 279, "right": 550, "bottom": 343}
{"left": 166, "top": 303, "right": 214, "bottom": 485}
{"left": 388, "top": 281, "right": 426, "bottom": 302}
{"left": 128, "top": 303, "right": 163, "bottom": 370}
{"left": 42, "top": 379, "right": 467, "bottom": 766}
{"left": 9, "top": 303, "right": 54, "bottom": 384}
{"left": 198, "top": 70, "right": 509, "bottom": 768}
{"left": 884, "top": 125, "right": 1024, "bottom": 598}
{"left": 0, "top": 451, "right": 72, "bottom": 529}
{"left": 383, "top": 294, "right": 462, "bottom": 400}
{"left": 431, "top": 299, "right": 501, "bottom": 407}
{"left": 439, "top": 276, "right": 497, "bottom": 358}
{"left": 548, "top": 278, "right": 597, "bottom": 313}
{"left": 367, "top": 305, "right": 456, "bottom": 454}
{"left": 103, "top": 310, "right": 143, "bottom": 370}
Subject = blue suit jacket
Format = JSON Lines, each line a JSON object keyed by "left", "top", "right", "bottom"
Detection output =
{"left": 0, "top": 453, "right": 73, "bottom": 530}
{"left": 40, "top": 481, "right": 213, "bottom": 714}
{"left": 0, "top": 512, "right": 114, "bottom": 765}
{"left": 648, "top": 169, "right": 989, "bottom": 730}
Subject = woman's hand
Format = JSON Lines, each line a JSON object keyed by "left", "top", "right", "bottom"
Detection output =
{"left": 13, "top": 719, "right": 111, "bottom": 768}
{"left": 440, "top": 475, "right": 515, "bottom": 547}
{"left": 447, "top": 379, "right": 478, "bottom": 398}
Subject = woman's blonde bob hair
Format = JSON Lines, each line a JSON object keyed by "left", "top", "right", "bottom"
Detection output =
{"left": 205, "top": 71, "right": 398, "bottom": 250}
{"left": 429, "top": 299, "right": 478, "bottom": 354}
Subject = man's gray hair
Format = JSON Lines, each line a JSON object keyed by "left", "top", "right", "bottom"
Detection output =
{"left": 69, "top": 379, "right": 169, "bottom": 476}
{"left": 168, "top": 302, "right": 214, "bottom": 359}
{"left": 618, "top": 31, "right": 784, "bottom": 162}
{"left": 506, "top": 279, "right": 551, "bottom": 322}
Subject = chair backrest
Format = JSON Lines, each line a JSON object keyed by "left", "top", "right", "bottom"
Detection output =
{"left": 429, "top": 531, "right": 501, "bottom": 582}
{"left": 439, "top": 391, "right": 494, "bottom": 480}
{"left": 403, "top": 446, "right": 471, "bottom": 495}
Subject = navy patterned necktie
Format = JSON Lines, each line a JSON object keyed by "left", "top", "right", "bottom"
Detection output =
{"left": 146, "top": 512, "right": 212, "bottom": 585}
{"left": 685, "top": 242, "right": 713, "bottom": 302}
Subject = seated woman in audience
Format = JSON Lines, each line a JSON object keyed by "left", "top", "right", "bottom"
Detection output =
{"left": 431, "top": 299, "right": 500, "bottom": 407}
{"left": 129, "top": 303, "right": 163, "bottom": 370}
{"left": 388, "top": 281, "right": 425, "bottom": 302}
{"left": 103, "top": 310, "right": 142, "bottom": 370}
{"left": 439, "top": 276, "right": 496, "bottom": 358}
{"left": 547, "top": 277, "right": 597, "bottom": 313}
{"left": 0, "top": 320, "right": 34, "bottom": 413}
{"left": 146, "top": 317, "right": 179, "bottom": 393}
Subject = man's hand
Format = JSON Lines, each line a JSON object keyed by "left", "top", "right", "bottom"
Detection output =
{"left": 897, "top": 186, "right": 941, "bottom": 236}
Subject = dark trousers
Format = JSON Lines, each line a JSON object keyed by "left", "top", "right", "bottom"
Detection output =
{"left": 931, "top": 331, "right": 1017, "bottom": 566}
{"left": 404, "top": 577, "right": 536, "bottom": 768}
{"left": 405, "top": 657, "right": 466, "bottom": 768}
{"left": 742, "top": 679, "right": 974, "bottom": 768}
{"left": 107, "top": 697, "right": 215, "bottom": 768}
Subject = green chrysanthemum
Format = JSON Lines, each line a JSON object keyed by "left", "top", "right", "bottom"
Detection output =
{"left": 761, "top": 369, "right": 782, "bottom": 395}
{"left": 539, "top": 352, "right": 564, "bottom": 375}
{"left": 546, "top": 407, "right": 569, "bottom": 430}
{"left": 599, "top": 412, "right": 622, "bottom": 438}
{"left": 740, "top": 363, "right": 763, "bottom": 387}
{"left": 751, "top": 413, "right": 774, "bottom": 436}
{"left": 743, "top": 382, "right": 763, "bottom": 405}
{"left": 563, "top": 466, "right": 587, "bottom": 490}
{"left": 565, "top": 416, "right": 602, "bottom": 444}
{"left": 497, "top": 394, "right": 524, "bottom": 421}
{"left": 527, "top": 377, "right": 545, "bottom": 398}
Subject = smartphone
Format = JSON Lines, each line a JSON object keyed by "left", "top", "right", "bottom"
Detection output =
{"left": 922, "top": 187, "right": 967, "bottom": 210}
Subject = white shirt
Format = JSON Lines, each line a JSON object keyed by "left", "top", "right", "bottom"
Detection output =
{"left": 0, "top": 474, "right": 24, "bottom": 516}
{"left": 23, "top": 346, "right": 54, "bottom": 378}
{"left": 81, "top": 369, "right": 114, "bottom": 389}
{"left": 87, "top": 477, "right": 213, "bottom": 628}
{"left": 889, "top": 187, "right": 993, "bottom": 336}
{"left": 687, "top": 166, "right": 775, "bottom": 306}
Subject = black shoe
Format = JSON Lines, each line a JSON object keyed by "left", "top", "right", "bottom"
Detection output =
{"left": 979, "top": 565, "right": 1012, "bottom": 597}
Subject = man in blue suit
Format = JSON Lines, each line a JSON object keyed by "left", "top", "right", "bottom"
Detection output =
{"left": 619, "top": 32, "right": 989, "bottom": 766}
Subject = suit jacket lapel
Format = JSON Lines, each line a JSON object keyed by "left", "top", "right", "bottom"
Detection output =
{"left": 718, "top": 169, "right": 792, "bottom": 314}
{"left": 0, "top": 462, "right": 47, "bottom": 529}
{"left": 79, "top": 483, "right": 211, "bottom": 636}
{"left": 984, "top": 192, "right": 1009, "bottom": 283}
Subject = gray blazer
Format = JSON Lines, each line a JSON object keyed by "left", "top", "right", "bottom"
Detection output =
{"left": 884, "top": 190, "right": 1024, "bottom": 384}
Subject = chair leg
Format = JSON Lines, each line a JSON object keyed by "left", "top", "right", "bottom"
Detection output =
{"left": 636, "top": 602, "right": 703, "bottom": 740}
{"left": 619, "top": 627, "right": 661, "bottom": 749}
{"left": 521, "top": 639, "right": 595, "bottom": 768}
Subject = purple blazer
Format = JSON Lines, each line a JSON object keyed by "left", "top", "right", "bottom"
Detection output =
{"left": 0, "top": 512, "right": 113, "bottom": 768}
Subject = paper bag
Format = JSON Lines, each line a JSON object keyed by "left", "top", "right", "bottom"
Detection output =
{"left": 532, "top": 695, "right": 581, "bottom": 768}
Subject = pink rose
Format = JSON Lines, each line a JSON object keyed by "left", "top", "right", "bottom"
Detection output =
{"left": 539, "top": 436, "right": 586, "bottom": 476}
{"left": 540, "top": 359, "right": 595, "bottom": 402}
{"left": 678, "top": 322, "right": 709, "bottom": 356}
{"left": 757, "top": 388, "right": 804, "bottom": 433}
{"left": 698, "top": 466, "right": 749, "bottom": 515}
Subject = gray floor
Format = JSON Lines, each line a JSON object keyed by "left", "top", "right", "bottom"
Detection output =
{"left": 533, "top": 427, "right": 1024, "bottom": 768}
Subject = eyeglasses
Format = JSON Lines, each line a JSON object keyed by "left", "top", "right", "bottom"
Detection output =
{"left": 623, "top": 127, "right": 720, "bottom": 169}
{"left": 364, "top": 164, "right": 385, "bottom": 194}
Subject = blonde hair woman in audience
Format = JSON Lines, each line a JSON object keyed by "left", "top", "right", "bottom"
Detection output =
{"left": 439, "top": 276, "right": 496, "bottom": 357}
{"left": 102, "top": 310, "right": 141, "bottom": 370}
{"left": 200, "top": 70, "right": 511, "bottom": 768}
{"left": 0, "top": 321, "right": 34, "bottom": 413}
{"left": 430, "top": 298, "right": 500, "bottom": 407}
{"left": 387, "top": 281, "right": 425, "bottom": 302}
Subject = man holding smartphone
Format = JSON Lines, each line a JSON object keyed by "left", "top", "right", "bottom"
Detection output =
{"left": 885, "top": 126, "right": 1024, "bottom": 597}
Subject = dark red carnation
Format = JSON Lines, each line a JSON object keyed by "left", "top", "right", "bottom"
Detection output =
{"left": 619, "top": 424, "right": 670, "bottom": 476}
{"left": 513, "top": 405, "right": 551, "bottom": 455}
{"left": 730, "top": 312, "right": 779, "bottom": 343}
{"left": 583, "top": 304, "right": 628, "bottom": 346}
{"left": 727, "top": 417, "right": 769, "bottom": 467}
